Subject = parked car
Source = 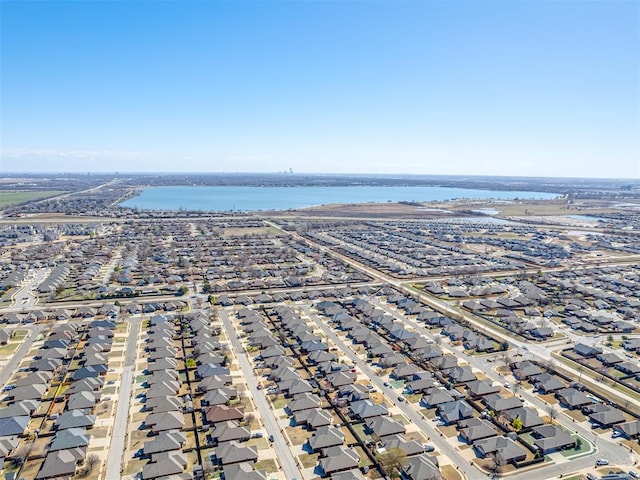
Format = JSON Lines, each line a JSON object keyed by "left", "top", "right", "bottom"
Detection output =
{"left": 423, "top": 444, "right": 435, "bottom": 452}
{"left": 596, "top": 459, "right": 609, "bottom": 466}
{"left": 629, "top": 471, "right": 639, "bottom": 479}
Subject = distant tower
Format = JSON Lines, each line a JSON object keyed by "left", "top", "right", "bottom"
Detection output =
{"left": 289, "top": 168, "right": 293, "bottom": 174}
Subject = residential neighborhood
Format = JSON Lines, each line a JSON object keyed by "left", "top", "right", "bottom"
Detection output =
{"left": 0, "top": 178, "right": 639, "bottom": 480}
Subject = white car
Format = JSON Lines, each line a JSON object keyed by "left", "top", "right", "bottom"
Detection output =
{"left": 595, "top": 458, "right": 609, "bottom": 466}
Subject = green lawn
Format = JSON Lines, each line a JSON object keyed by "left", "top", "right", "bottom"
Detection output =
{"left": 0, "top": 343, "right": 19, "bottom": 356}
{"left": 391, "top": 414, "right": 410, "bottom": 425}
{"left": 406, "top": 393, "right": 422, "bottom": 404}
{"left": 0, "top": 190, "right": 67, "bottom": 207}
{"left": 560, "top": 434, "right": 593, "bottom": 458}
{"left": 12, "top": 330, "right": 29, "bottom": 340}
{"left": 271, "top": 396, "right": 288, "bottom": 410}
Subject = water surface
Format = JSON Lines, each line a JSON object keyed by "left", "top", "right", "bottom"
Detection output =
{"left": 121, "top": 186, "right": 558, "bottom": 212}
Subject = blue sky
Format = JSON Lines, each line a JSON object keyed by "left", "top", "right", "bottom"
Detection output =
{"left": 1, "top": 0, "right": 638, "bottom": 178}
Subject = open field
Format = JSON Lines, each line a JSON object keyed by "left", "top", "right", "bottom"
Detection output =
{"left": 222, "top": 226, "right": 283, "bottom": 236}
{"left": 456, "top": 199, "right": 618, "bottom": 217}
{"left": 273, "top": 201, "right": 461, "bottom": 218}
{"left": 0, "top": 190, "right": 67, "bottom": 207}
{"left": 270, "top": 197, "right": 627, "bottom": 220}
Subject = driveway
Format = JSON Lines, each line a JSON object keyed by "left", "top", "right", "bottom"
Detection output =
{"left": 220, "top": 310, "right": 303, "bottom": 480}
{"left": 105, "top": 315, "right": 142, "bottom": 480}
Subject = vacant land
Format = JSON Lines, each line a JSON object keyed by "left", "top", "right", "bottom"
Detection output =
{"left": 0, "top": 190, "right": 67, "bottom": 207}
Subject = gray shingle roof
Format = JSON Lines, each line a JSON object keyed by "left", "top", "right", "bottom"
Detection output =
{"left": 0, "top": 416, "right": 29, "bottom": 436}
{"left": 49, "top": 428, "right": 90, "bottom": 451}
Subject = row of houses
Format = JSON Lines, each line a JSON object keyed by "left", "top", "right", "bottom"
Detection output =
{"left": 2, "top": 216, "right": 370, "bottom": 307}
{"left": 305, "top": 220, "right": 532, "bottom": 279}
{"left": 563, "top": 343, "right": 640, "bottom": 395}
{"left": 0, "top": 301, "right": 190, "bottom": 326}
{"left": 446, "top": 267, "right": 640, "bottom": 338}
{"left": 319, "top": 296, "right": 549, "bottom": 469}
{"left": 0, "top": 320, "right": 116, "bottom": 479}
{"left": 138, "top": 315, "right": 189, "bottom": 479}
{"left": 243, "top": 305, "right": 443, "bottom": 480}
{"left": 508, "top": 359, "right": 640, "bottom": 439}
{"left": 134, "top": 312, "right": 268, "bottom": 480}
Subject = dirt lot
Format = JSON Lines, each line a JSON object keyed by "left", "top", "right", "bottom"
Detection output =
{"left": 270, "top": 198, "right": 620, "bottom": 220}
{"left": 272, "top": 202, "right": 461, "bottom": 219}
{"left": 254, "top": 458, "right": 278, "bottom": 473}
{"left": 441, "top": 464, "right": 464, "bottom": 480}
{"left": 285, "top": 426, "right": 312, "bottom": 445}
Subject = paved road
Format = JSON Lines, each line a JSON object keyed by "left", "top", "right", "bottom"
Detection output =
{"left": 0, "top": 325, "right": 44, "bottom": 389}
{"left": 10, "top": 268, "right": 50, "bottom": 309}
{"left": 31, "top": 179, "right": 120, "bottom": 205}
{"left": 299, "top": 305, "right": 479, "bottom": 480}
{"left": 99, "top": 247, "right": 123, "bottom": 286}
{"left": 371, "top": 300, "right": 634, "bottom": 479}
{"left": 220, "top": 310, "right": 303, "bottom": 480}
{"left": 277, "top": 223, "right": 640, "bottom": 415}
{"left": 105, "top": 316, "right": 142, "bottom": 480}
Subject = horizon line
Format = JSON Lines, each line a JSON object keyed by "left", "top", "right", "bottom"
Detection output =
{"left": 1, "top": 171, "right": 639, "bottom": 181}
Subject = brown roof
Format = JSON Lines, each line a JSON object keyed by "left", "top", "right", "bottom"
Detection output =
{"left": 205, "top": 405, "right": 244, "bottom": 424}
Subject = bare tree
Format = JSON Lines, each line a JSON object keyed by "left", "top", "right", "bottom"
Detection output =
{"left": 501, "top": 352, "right": 512, "bottom": 368}
{"left": 511, "top": 381, "right": 522, "bottom": 397}
{"left": 377, "top": 447, "right": 408, "bottom": 478}
{"left": 11, "top": 443, "right": 29, "bottom": 465}
{"left": 487, "top": 453, "right": 506, "bottom": 479}
{"left": 86, "top": 454, "right": 100, "bottom": 472}
{"left": 243, "top": 413, "right": 255, "bottom": 427}
{"left": 202, "top": 459, "right": 214, "bottom": 475}
{"left": 546, "top": 405, "right": 558, "bottom": 424}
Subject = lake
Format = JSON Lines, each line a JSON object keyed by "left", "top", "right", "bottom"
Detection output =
{"left": 120, "top": 186, "right": 558, "bottom": 212}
